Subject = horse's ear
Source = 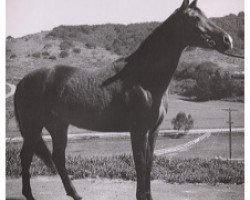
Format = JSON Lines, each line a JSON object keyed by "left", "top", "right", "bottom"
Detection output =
{"left": 189, "top": 0, "right": 198, "bottom": 8}
{"left": 180, "top": 0, "right": 189, "bottom": 10}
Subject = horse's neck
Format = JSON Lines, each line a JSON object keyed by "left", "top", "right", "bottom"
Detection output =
{"left": 126, "top": 18, "right": 186, "bottom": 97}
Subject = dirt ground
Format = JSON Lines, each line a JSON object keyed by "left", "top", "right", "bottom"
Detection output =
{"left": 6, "top": 176, "right": 244, "bottom": 200}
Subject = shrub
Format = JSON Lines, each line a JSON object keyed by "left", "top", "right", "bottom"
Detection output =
{"left": 43, "top": 44, "right": 52, "bottom": 49}
{"left": 42, "top": 51, "right": 50, "bottom": 57}
{"left": 59, "top": 51, "right": 69, "bottom": 58}
{"left": 48, "top": 55, "right": 57, "bottom": 60}
{"left": 85, "top": 42, "right": 96, "bottom": 49}
{"left": 80, "top": 25, "right": 92, "bottom": 34}
{"left": 32, "top": 52, "right": 41, "bottom": 58}
{"left": 60, "top": 40, "right": 74, "bottom": 50}
{"left": 174, "top": 61, "right": 244, "bottom": 101}
{"left": 9, "top": 54, "right": 17, "bottom": 59}
{"left": 6, "top": 35, "right": 14, "bottom": 40}
{"left": 73, "top": 48, "right": 81, "bottom": 54}
{"left": 171, "top": 112, "right": 194, "bottom": 132}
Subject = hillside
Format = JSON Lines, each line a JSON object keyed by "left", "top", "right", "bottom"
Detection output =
{"left": 46, "top": 12, "right": 244, "bottom": 57}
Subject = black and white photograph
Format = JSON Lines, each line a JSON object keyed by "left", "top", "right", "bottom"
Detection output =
{"left": 5, "top": 0, "right": 245, "bottom": 199}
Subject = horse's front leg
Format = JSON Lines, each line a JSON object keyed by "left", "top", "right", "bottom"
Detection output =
{"left": 145, "top": 130, "right": 158, "bottom": 200}
{"left": 131, "top": 130, "right": 148, "bottom": 200}
{"left": 145, "top": 112, "right": 164, "bottom": 200}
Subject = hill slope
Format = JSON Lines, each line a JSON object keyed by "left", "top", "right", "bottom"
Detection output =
{"left": 46, "top": 12, "right": 244, "bottom": 57}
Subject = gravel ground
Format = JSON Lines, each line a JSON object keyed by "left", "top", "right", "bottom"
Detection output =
{"left": 6, "top": 176, "right": 244, "bottom": 200}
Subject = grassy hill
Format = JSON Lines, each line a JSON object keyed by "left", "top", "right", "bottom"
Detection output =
{"left": 6, "top": 12, "right": 244, "bottom": 81}
{"left": 45, "top": 12, "right": 244, "bottom": 57}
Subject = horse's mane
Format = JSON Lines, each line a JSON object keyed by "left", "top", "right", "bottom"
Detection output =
{"left": 102, "top": 12, "right": 178, "bottom": 87}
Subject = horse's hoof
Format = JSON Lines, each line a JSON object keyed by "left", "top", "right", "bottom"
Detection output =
{"left": 68, "top": 193, "right": 82, "bottom": 200}
{"left": 24, "top": 193, "right": 36, "bottom": 200}
{"left": 74, "top": 196, "right": 82, "bottom": 200}
{"left": 146, "top": 193, "right": 153, "bottom": 200}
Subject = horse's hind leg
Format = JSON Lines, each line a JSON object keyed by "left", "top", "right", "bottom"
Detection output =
{"left": 20, "top": 127, "right": 45, "bottom": 200}
{"left": 45, "top": 117, "right": 82, "bottom": 200}
{"left": 20, "top": 137, "right": 36, "bottom": 200}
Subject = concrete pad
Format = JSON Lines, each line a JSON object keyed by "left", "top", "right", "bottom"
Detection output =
{"left": 6, "top": 177, "right": 244, "bottom": 200}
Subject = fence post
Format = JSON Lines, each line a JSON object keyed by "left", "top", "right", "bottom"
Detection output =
{"left": 222, "top": 108, "right": 238, "bottom": 159}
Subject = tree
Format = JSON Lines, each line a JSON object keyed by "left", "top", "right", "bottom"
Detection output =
{"left": 171, "top": 112, "right": 194, "bottom": 132}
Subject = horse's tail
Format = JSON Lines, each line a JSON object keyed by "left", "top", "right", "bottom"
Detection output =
{"left": 13, "top": 80, "right": 22, "bottom": 131}
{"left": 13, "top": 69, "right": 55, "bottom": 171}
{"left": 33, "top": 138, "right": 55, "bottom": 170}
{"left": 14, "top": 88, "right": 55, "bottom": 170}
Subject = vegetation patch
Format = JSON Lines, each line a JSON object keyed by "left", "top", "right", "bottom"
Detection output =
{"left": 173, "top": 62, "right": 244, "bottom": 101}
{"left": 46, "top": 13, "right": 244, "bottom": 57}
{"left": 48, "top": 55, "right": 57, "bottom": 60}
{"left": 10, "top": 54, "right": 17, "bottom": 59}
{"left": 73, "top": 48, "right": 81, "bottom": 54}
{"left": 42, "top": 51, "right": 50, "bottom": 57}
{"left": 59, "top": 50, "right": 69, "bottom": 58}
{"left": 6, "top": 144, "right": 244, "bottom": 184}
{"left": 32, "top": 52, "right": 41, "bottom": 58}
{"left": 85, "top": 42, "right": 96, "bottom": 49}
{"left": 59, "top": 40, "right": 74, "bottom": 50}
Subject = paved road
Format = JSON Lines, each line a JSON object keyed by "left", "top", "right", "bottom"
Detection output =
{"left": 6, "top": 128, "right": 244, "bottom": 143}
{"left": 6, "top": 82, "right": 16, "bottom": 99}
{"left": 6, "top": 177, "right": 244, "bottom": 200}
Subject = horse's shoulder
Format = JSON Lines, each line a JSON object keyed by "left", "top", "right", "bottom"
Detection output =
{"left": 124, "top": 85, "right": 153, "bottom": 109}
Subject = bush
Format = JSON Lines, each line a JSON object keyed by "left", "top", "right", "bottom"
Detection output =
{"left": 73, "top": 48, "right": 81, "bottom": 53}
{"left": 59, "top": 50, "right": 69, "bottom": 58}
{"left": 171, "top": 112, "right": 194, "bottom": 132}
{"left": 9, "top": 54, "right": 17, "bottom": 59}
{"left": 174, "top": 62, "right": 244, "bottom": 101}
{"left": 42, "top": 51, "right": 50, "bottom": 57}
{"left": 32, "top": 52, "right": 41, "bottom": 58}
{"left": 85, "top": 42, "right": 96, "bottom": 49}
{"left": 60, "top": 40, "right": 74, "bottom": 50}
{"left": 43, "top": 44, "right": 52, "bottom": 49}
{"left": 6, "top": 35, "right": 14, "bottom": 40}
{"left": 48, "top": 55, "right": 57, "bottom": 60}
{"left": 173, "top": 79, "right": 196, "bottom": 96}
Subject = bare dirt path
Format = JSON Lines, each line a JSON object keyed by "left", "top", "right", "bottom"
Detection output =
{"left": 6, "top": 177, "right": 243, "bottom": 200}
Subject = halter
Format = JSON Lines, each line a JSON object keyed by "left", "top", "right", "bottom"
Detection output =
{"left": 178, "top": 9, "right": 244, "bottom": 59}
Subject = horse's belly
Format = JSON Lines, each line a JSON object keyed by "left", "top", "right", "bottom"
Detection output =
{"left": 52, "top": 103, "right": 130, "bottom": 132}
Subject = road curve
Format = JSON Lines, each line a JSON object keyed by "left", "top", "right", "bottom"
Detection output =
{"left": 6, "top": 82, "right": 16, "bottom": 99}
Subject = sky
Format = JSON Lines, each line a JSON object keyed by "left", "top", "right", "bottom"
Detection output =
{"left": 6, "top": 0, "right": 244, "bottom": 37}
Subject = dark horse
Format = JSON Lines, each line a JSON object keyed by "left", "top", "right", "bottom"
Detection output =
{"left": 14, "top": 0, "right": 233, "bottom": 199}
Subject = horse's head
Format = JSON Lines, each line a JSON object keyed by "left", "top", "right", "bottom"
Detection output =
{"left": 176, "top": 0, "right": 233, "bottom": 52}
